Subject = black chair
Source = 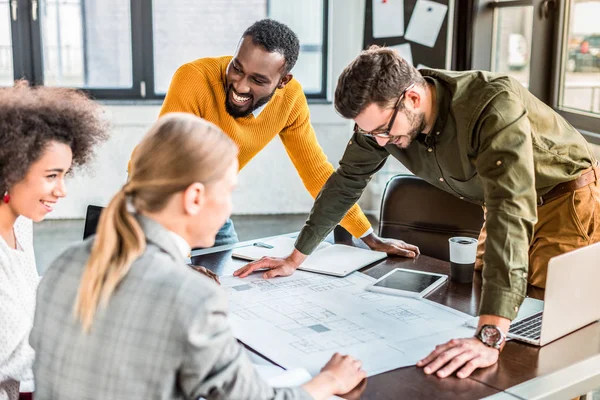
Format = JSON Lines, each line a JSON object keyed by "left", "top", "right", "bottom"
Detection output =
{"left": 83, "top": 205, "right": 104, "bottom": 239}
{"left": 379, "top": 175, "right": 484, "bottom": 261}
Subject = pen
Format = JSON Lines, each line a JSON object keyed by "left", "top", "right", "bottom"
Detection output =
{"left": 253, "top": 241, "right": 274, "bottom": 249}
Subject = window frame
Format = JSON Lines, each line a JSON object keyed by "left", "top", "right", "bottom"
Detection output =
{"left": 5, "top": 0, "right": 330, "bottom": 101}
{"left": 7, "top": 0, "right": 34, "bottom": 83}
{"left": 472, "top": 0, "right": 600, "bottom": 143}
{"left": 266, "top": 0, "right": 329, "bottom": 100}
{"left": 550, "top": 0, "right": 600, "bottom": 143}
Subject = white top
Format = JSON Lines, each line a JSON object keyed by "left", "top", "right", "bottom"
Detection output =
{"left": 166, "top": 230, "right": 191, "bottom": 260}
{"left": 0, "top": 217, "right": 39, "bottom": 400}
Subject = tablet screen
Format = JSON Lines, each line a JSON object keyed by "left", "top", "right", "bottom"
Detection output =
{"left": 373, "top": 269, "right": 441, "bottom": 293}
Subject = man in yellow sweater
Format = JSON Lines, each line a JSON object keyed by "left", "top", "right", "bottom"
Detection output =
{"left": 145, "top": 19, "right": 419, "bottom": 257}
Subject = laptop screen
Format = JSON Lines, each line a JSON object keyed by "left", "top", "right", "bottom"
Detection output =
{"left": 83, "top": 205, "right": 104, "bottom": 239}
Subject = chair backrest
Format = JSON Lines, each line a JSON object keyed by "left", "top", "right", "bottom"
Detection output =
{"left": 83, "top": 205, "right": 104, "bottom": 240}
{"left": 379, "top": 175, "right": 484, "bottom": 261}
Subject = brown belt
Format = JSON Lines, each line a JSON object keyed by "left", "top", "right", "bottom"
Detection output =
{"left": 539, "top": 162, "right": 600, "bottom": 206}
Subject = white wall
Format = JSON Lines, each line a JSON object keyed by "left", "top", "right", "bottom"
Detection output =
{"left": 51, "top": 0, "right": 371, "bottom": 219}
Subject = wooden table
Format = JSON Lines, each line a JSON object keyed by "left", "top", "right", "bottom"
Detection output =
{"left": 191, "top": 235, "right": 600, "bottom": 399}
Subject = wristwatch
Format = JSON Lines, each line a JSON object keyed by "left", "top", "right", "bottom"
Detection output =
{"left": 475, "top": 325, "right": 506, "bottom": 350}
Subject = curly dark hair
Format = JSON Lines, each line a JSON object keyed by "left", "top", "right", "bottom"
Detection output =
{"left": 243, "top": 19, "right": 300, "bottom": 74}
{"left": 0, "top": 81, "right": 109, "bottom": 192}
{"left": 335, "top": 45, "right": 426, "bottom": 119}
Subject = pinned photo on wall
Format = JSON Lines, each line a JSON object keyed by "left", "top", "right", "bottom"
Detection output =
{"left": 390, "top": 43, "right": 413, "bottom": 66}
{"left": 372, "top": 0, "right": 405, "bottom": 39}
{"left": 404, "top": 0, "right": 448, "bottom": 48}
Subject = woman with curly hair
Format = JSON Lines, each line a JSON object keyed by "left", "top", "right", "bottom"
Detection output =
{"left": 0, "top": 82, "right": 108, "bottom": 400}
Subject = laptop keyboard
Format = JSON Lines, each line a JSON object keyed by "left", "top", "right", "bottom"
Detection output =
{"left": 509, "top": 311, "right": 543, "bottom": 340}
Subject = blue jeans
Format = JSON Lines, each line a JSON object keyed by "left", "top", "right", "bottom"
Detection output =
{"left": 214, "top": 218, "right": 239, "bottom": 247}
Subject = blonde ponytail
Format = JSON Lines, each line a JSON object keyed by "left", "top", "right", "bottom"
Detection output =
{"left": 73, "top": 113, "right": 238, "bottom": 332}
{"left": 74, "top": 189, "right": 145, "bottom": 332}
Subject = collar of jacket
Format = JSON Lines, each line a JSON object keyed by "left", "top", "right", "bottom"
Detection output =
{"left": 135, "top": 214, "right": 189, "bottom": 265}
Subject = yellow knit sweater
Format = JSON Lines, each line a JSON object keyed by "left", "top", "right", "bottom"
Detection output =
{"left": 143, "top": 56, "right": 372, "bottom": 238}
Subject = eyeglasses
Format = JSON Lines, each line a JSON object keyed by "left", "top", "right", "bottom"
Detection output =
{"left": 354, "top": 83, "right": 415, "bottom": 139}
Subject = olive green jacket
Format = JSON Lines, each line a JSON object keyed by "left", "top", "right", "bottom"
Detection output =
{"left": 295, "top": 69, "right": 595, "bottom": 320}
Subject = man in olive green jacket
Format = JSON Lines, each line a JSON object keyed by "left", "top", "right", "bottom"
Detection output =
{"left": 235, "top": 46, "right": 600, "bottom": 377}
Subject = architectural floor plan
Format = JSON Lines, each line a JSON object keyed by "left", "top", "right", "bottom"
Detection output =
{"left": 222, "top": 271, "right": 475, "bottom": 376}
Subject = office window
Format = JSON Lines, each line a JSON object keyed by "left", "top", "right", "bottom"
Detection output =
{"left": 40, "top": 0, "right": 132, "bottom": 88}
{"left": 483, "top": 1, "right": 550, "bottom": 97}
{"left": 1, "top": 0, "right": 328, "bottom": 100}
{"left": 473, "top": 0, "right": 600, "bottom": 141}
{"left": 491, "top": 5, "right": 534, "bottom": 88}
{"left": 557, "top": 0, "right": 600, "bottom": 117}
{"left": 269, "top": 0, "right": 325, "bottom": 95}
{"left": 152, "top": 0, "right": 327, "bottom": 98}
{"left": 0, "top": 0, "right": 13, "bottom": 86}
{"left": 152, "top": 0, "right": 268, "bottom": 95}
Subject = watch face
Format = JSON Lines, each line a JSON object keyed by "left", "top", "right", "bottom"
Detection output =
{"left": 482, "top": 326, "right": 502, "bottom": 345}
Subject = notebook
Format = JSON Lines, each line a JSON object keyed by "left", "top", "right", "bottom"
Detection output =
{"left": 232, "top": 236, "right": 387, "bottom": 277}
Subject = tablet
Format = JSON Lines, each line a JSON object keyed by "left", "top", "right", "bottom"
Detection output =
{"left": 366, "top": 268, "right": 448, "bottom": 298}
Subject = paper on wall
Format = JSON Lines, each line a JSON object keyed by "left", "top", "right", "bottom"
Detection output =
{"left": 372, "top": 0, "right": 404, "bottom": 38}
{"left": 390, "top": 43, "right": 413, "bottom": 66}
{"left": 405, "top": 0, "right": 448, "bottom": 48}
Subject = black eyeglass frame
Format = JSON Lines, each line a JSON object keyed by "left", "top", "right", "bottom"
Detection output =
{"left": 354, "top": 82, "right": 416, "bottom": 138}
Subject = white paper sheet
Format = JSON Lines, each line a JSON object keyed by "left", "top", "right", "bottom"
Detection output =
{"left": 254, "top": 364, "right": 311, "bottom": 387}
{"left": 247, "top": 347, "right": 277, "bottom": 365}
{"left": 372, "top": 0, "right": 405, "bottom": 38}
{"left": 390, "top": 43, "right": 413, "bottom": 66}
{"left": 405, "top": 0, "right": 448, "bottom": 48}
{"left": 232, "top": 236, "right": 387, "bottom": 277}
{"left": 254, "top": 364, "right": 343, "bottom": 399}
{"left": 222, "top": 271, "right": 474, "bottom": 377}
{"left": 213, "top": 257, "right": 247, "bottom": 277}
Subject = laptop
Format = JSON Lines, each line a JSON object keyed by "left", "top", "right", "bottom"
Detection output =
{"left": 508, "top": 241, "right": 600, "bottom": 346}
{"left": 83, "top": 205, "right": 104, "bottom": 240}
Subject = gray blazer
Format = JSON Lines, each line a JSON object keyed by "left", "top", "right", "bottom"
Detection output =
{"left": 30, "top": 216, "right": 312, "bottom": 400}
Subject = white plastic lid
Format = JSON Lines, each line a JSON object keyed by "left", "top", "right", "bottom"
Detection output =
{"left": 448, "top": 236, "right": 478, "bottom": 264}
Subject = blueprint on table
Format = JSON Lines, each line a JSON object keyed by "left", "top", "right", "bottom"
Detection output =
{"left": 221, "top": 271, "right": 475, "bottom": 377}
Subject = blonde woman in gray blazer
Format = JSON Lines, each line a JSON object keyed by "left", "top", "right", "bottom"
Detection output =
{"left": 30, "top": 113, "right": 365, "bottom": 400}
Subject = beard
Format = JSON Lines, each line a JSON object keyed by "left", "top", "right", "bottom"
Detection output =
{"left": 406, "top": 109, "right": 427, "bottom": 140}
{"left": 392, "top": 110, "right": 427, "bottom": 148}
{"left": 224, "top": 84, "right": 277, "bottom": 118}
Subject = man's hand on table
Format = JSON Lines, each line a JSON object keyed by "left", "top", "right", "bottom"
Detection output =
{"left": 361, "top": 233, "right": 420, "bottom": 258}
{"left": 417, "top": 315, "right": 510, "bottom": 379}
{"left": 233, "top": 233, "right": 420, "bottom": 279}
{"left": 416, "top": 337, "right": 499, "bottom": 378}
{"left": 233, "top": 249, "right": 308, "bottom": 279}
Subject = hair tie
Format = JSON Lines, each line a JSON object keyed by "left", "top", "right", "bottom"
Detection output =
{"left": 125, "top": 196, "right": 136, "bottom": 213}
{"left": 123, "top": 181, "right": 136, "bottom": 195}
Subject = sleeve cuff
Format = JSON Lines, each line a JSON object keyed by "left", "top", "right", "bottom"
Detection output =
{"left": 294, "top": 227, "right": 331, "bottom": 256}
{"left": 479, "top": 287, "right": 526, "bottom": 320}
{"left": 295, "top": 386, "right": 316, "bottom": 400}
{"left": 20, "top": 379, "right": 35, "bottom": 393}
{"left": 339, "top": 204, "right": 373, "bottom": 238}
{"left": 359, "top": 227, "right": 374, "bottom": 238}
